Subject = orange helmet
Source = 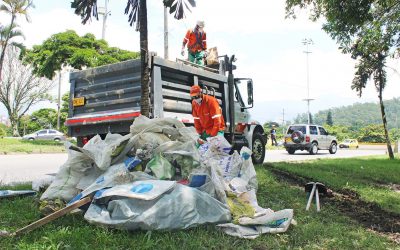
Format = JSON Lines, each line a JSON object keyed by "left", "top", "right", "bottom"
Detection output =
{"left": 190, "top": 85, "right": 202, "bottom": 97}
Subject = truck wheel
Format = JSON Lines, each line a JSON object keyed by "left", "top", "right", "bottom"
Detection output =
{"left": 329, "top": 142, "right": 337, "bottom": 154}
{"left": 287, "top": 148, "right": 296, "bottom": 155}
{"left": 309, "top": 142, "right": 318, "bottom": 155}
{"left": 252, "top": 133, "right": 266, "bottom": 164}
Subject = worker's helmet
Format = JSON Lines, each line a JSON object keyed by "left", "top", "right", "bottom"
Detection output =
{"left": 196, "top": 20, "right": 205, "bottom": 28}
{"left": 190, "top": 85, "right": 202, "bottom": 97}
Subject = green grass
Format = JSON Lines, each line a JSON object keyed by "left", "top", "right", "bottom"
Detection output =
{"left": 267, "top": 156, "right": 400, "bottom": 214}
{"left": 0, "top": 168, "right": 397, "bottom": 249}
{"left": 0, "top": 138, "right": 67, "bottom": 154}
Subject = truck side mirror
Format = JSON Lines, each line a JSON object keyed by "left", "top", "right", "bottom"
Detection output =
{"left": 247, "top": 80, "right": 253, "bottom": 105}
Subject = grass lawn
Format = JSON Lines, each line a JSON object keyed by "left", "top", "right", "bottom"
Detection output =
{"left": 266, "top": 156, "right": 400, "bottom": 215}
{"left": 0, "top": 138, "right": 67, "bottom": 154}
{"left": 0, "top": 163, "right": 397, "bottom": 249}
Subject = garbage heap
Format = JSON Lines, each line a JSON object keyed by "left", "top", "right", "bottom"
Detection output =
{"left": 40, "top": 116, "right": 293, "bottom": 239}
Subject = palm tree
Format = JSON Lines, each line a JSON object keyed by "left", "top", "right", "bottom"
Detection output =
{"left": 71, "top": 0, "right": 196, "bottom": 117}
{"left": 0, "top": 0, "right": 34, "bottom": 82}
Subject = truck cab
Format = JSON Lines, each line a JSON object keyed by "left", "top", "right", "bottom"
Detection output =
{"left": 66, "top": 55, "right": 266, "bottom": 163}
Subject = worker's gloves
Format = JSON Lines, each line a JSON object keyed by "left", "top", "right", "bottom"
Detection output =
{"left": 181, "top": 49, "right": 185, "bottom": 56}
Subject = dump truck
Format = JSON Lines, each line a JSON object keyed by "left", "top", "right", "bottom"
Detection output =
{"left": 66, "top": 55, "right": 267, "bottom": 164}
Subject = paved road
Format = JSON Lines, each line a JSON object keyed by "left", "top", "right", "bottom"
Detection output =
{"left": 0, "top": 145, "right": 388, "bottom": 185}
{"left": 0, "top": 153, "right": 68, "bottom": 185}
{"left": 264, "top": 145, "right": 387, "bottom": 163}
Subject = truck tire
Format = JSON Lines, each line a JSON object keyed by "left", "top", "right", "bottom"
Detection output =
{"left": 252, "top": 133, "right": 266, "bottom": 164}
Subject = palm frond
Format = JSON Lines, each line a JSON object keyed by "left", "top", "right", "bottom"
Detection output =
{"left": 70, "top": 0, "right": 99, "bottom": 24}
{"left": 164, "top": 0, "right": 196, "bottom": 20}
{"left": 124, "top": 0, "right": 140, "bottom": 30}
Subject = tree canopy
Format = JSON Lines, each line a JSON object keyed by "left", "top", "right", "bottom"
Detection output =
{"left": 286, "top": 0, "right": 399, "bottom": 159}
{"left": 21, "top": 30, "right": 140, "bottom": 79}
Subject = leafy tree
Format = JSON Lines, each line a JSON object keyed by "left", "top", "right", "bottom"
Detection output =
{"left": 0, "top": 0, "right": 33, "bottom": 81}
{"left": 70, "top": 0, "right": 196, "bottom": 117}
{"left": 0, "top": 47, "right": 54, "bottom": 136}
{"left": 389, "top": 128, "right": 400, "bottom": 142}
{"left": 324, "top": 124, "right": 351, "bottom": 141}
{"left": 30, "top": 108, "right": 57, "bottom": 129}
{"left": 285, "top": 0, "right": 398, "bottom": 159}
{"left": 357, "top": 124, "right": 386, "bottom": 143}
{"left": 326, "top": 110, "right": 333, "bottom": 126}
{"left": 22, "top": 30, "right": 140, "bottom": 79}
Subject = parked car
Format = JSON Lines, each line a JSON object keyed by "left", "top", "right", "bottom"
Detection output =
{"left": 284, "top": 124, "right": 338, "bottom": 155}
{"left": 339, "top": 139, "right": 359, "bottom": 149}
{"left": 22, "top": 129, "right": 66, "bottom": 142}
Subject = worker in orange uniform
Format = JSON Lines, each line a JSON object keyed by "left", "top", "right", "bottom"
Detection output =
{"left": 190, "top": 85, "right": 225, "bottom": 144}
{"left": 181, "top": 21, "right": 207, "bottom": 66}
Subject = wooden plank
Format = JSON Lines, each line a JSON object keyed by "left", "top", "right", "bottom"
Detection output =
{"left": 10, "top": 197, "right": 92, "bottom": 237}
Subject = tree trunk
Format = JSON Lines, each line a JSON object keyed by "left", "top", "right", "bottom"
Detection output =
{"left": 139, "top": 0, "right": 150, "bottom": 117}
{"left": 378, "top": 81, "right": 394, "bottom": 159}
{"left": 10, "top": 114, "right": 20, "bottom": 137}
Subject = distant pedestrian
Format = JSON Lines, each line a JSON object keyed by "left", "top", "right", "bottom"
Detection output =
{"left": 270, "top": 126, "right": 277, "bottom": 146}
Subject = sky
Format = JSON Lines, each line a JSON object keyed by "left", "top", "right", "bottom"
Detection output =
{"left": 1, "top": 0, "right": 400, "bottom": 125}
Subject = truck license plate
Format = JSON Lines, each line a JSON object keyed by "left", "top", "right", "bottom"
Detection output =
{"left": 73, "top": 97, "right": 85, "bottom": 107}
{"left": 285, "top": 137, "right": 292, "bottom": 143}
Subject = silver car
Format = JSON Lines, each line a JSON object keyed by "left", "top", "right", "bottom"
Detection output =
{"left": 22, "top": 129, "right": 66, "bottom": 142}
{"left": 284, "top": 124, "right": 338, "bottom": 155}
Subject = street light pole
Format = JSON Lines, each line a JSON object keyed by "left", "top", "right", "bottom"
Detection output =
{"left": 302, "top": 38, "right": 315, "bottom": 124}
{"left": 164, "top": 6, "right": 169, "bottom": 59}
{"left": 57, "top": 71, "right": 62, "bottom": 130}
{"left": 100, "top": 0, "right": 110, "bottom": 40}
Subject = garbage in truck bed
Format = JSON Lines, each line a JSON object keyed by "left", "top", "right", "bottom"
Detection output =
{"left": 36, "top": 115, "right": 294, "bottom": 239}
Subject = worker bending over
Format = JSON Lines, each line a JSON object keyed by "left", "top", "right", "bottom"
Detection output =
{"left": 190, "top": 85, "right": 225, "bottom": 144}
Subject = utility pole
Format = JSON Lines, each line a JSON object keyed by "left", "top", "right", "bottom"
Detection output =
{"left": 164, "top": 6, "right": 169, "bottom": 59}
{"left": 100, "top": 0, "right": 110, "bottom": 40}
{"left": 302, "top": 38, "right": 315, "bottom": 124}
{"left": 57, "top": 71, "right": 62, "bottom": 130}
{"left": 282, "top": 108, "right": 285, "bottom": 134}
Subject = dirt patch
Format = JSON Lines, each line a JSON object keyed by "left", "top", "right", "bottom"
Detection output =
{"left": 267, "top": 166, "right": 400, "bottom": 242}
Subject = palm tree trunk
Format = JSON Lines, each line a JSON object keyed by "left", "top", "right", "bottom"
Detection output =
{"left": 0, "top": 15, "right": 16, "bottom": 83}
{"left": 378, "top": 80, "right": 394, "bottom": 159}
{"left": 139, "top": 0, "right": 150, "bottom": 117}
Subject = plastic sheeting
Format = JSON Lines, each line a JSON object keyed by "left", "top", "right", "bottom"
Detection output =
{"left": 84, "top": 183, "right": 231, "bottom": 230}
{"left": 39, "top": 115, "right": 294, "bottom": 238}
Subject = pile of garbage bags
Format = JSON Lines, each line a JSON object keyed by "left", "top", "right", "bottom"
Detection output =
{"left": 38, "top": 116, "right": 294, "bottom": 239}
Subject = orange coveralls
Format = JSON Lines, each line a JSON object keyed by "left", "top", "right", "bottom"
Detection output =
{"left": 183, "top": 29, "right": 207, "bottom": 53}
{"left": 192, "top": 95, "right": 225, "bottom": 136}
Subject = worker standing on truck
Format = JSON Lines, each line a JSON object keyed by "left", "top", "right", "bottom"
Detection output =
{"left": 190, "top": 85, "right": 225, "bottom": 144}
{"left": 181, "top": 21, "right": 207, "bottom": 66}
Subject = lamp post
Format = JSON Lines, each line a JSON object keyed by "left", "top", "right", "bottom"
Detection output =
{"left": 302, "top": 38, "right": 314, "bottom": 124}
{"left": 164, "top": 5, "right": 169, "bottom": 59}
{"left": 99, "top": 0, "right": 111, "bottom": 40}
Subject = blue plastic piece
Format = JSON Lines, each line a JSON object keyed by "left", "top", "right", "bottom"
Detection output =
{"left": 124, "top": 157, "right": 142, "bottom": 171}
{"left": 130, "top": 183, "right": 153, "bottom": 193}
{"left": 96, "top": 176, "right": 105, "bottom": 184}
{"left": 68, "top": 192, "right": 83, "bottom": 205}
{"left": 189, "top": 175, "right": 207, "bottom": 187}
